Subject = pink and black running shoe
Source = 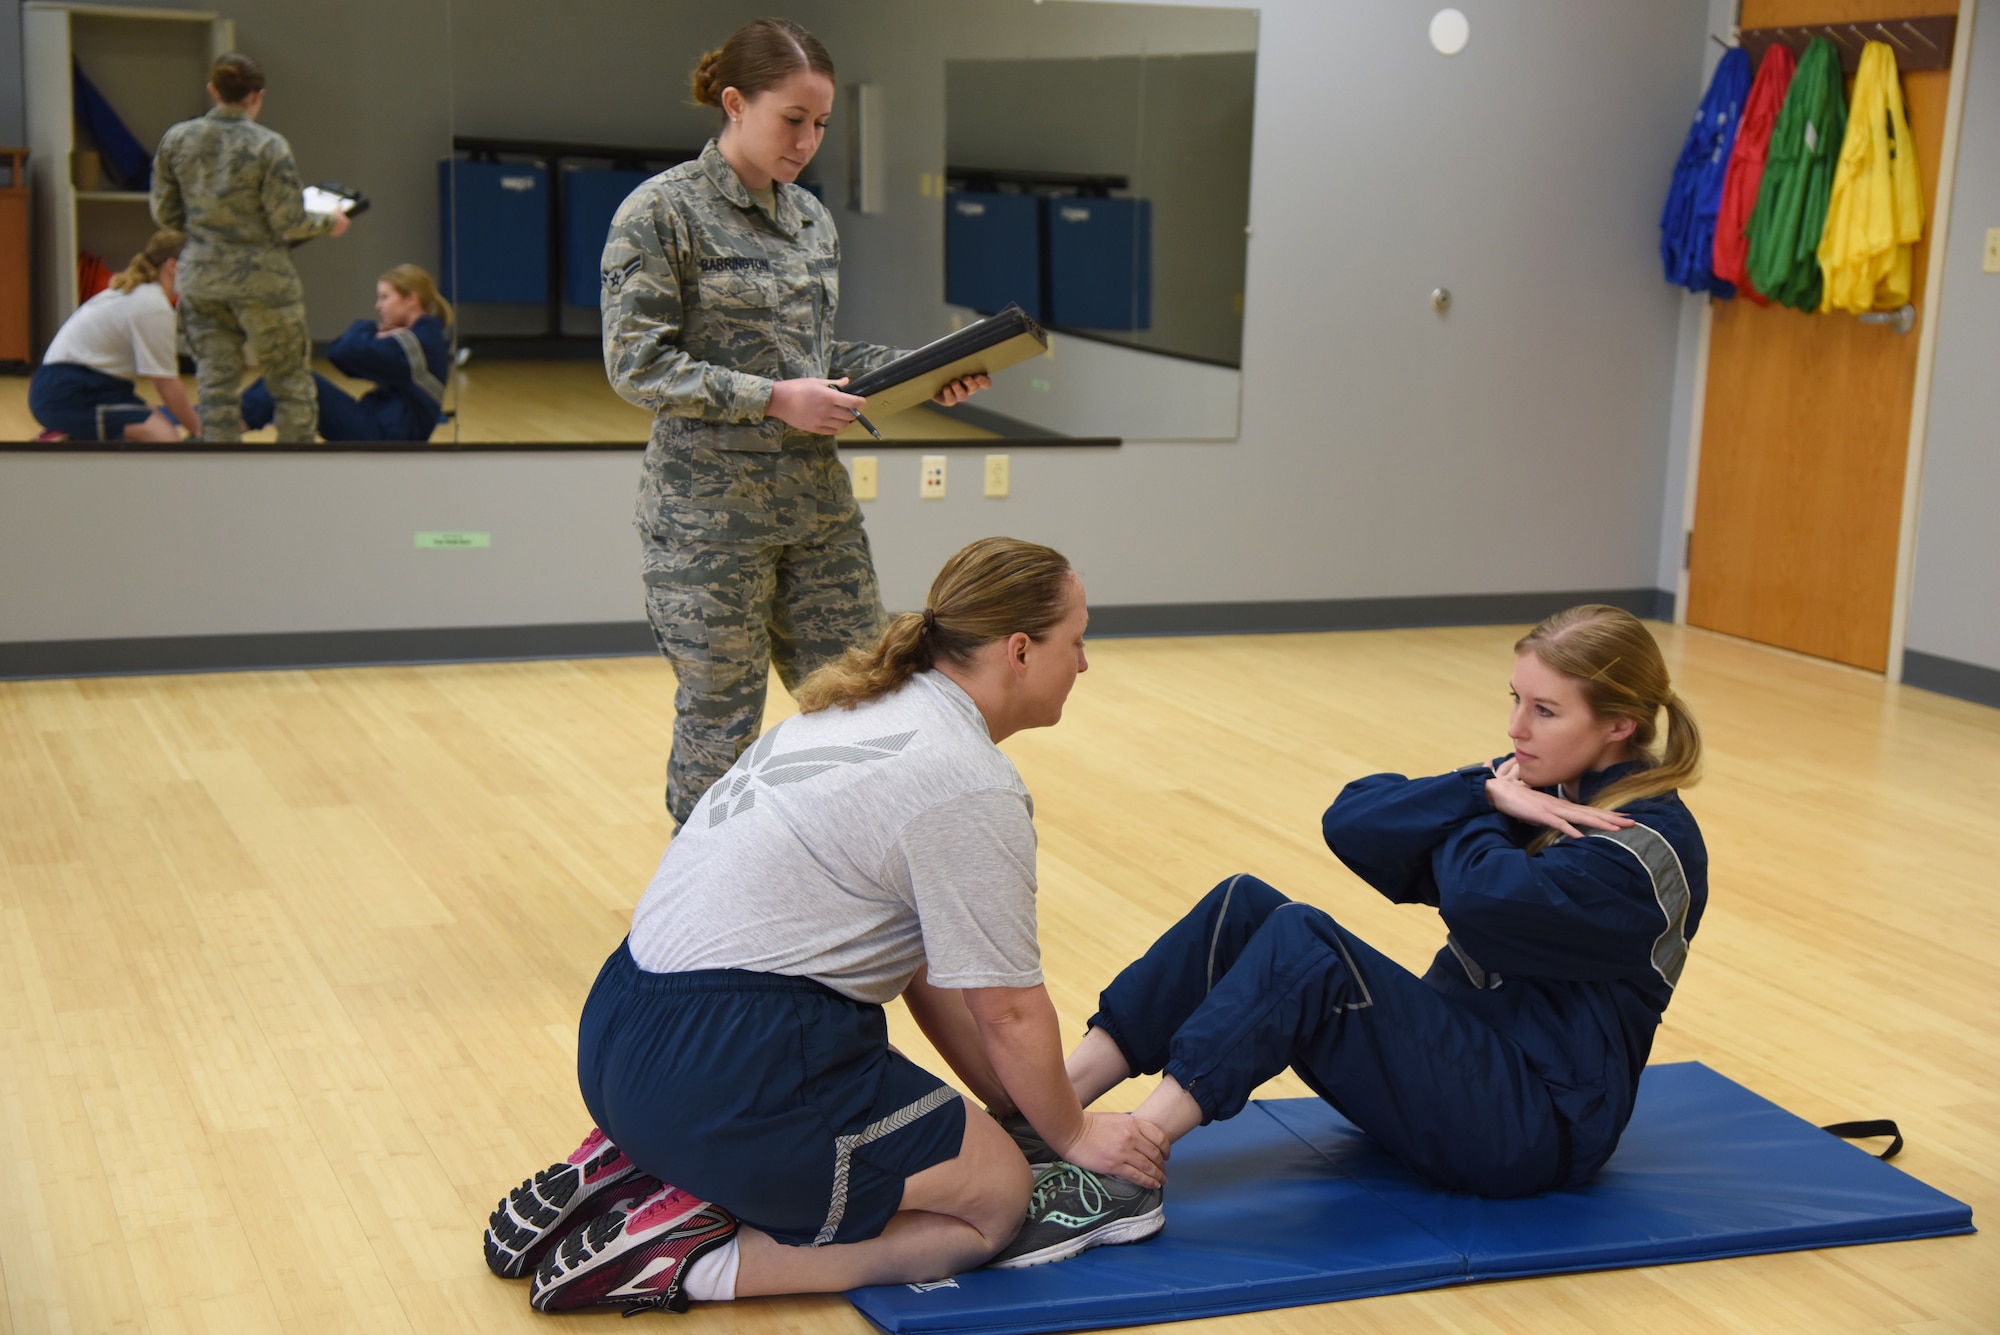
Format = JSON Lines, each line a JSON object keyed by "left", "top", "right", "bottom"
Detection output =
{"left": 528, "top": 1182, "right": 739, "bottom": 1315}
{"left": 484, "top": 1127, "right": 656, "bottom": 1279}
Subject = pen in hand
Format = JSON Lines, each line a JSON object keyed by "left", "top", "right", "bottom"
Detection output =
{"left": 830, "top": 380, "right": 883, "bottom": 439}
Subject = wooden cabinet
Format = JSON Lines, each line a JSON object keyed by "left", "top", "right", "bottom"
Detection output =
{"left": 22, "top": 3, "right": 233, "bottom": 355}
{"left": 0, "top": 149, "right": 29, "bottom": 364}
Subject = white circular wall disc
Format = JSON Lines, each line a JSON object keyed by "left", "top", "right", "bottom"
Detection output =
{"left": 1430, "top": 8, "right": 1471, "bottom": 57}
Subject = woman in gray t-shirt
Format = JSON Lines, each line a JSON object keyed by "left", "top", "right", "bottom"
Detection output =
{"left": 486, "top": 538, "right": 1171, "bottom": 1314}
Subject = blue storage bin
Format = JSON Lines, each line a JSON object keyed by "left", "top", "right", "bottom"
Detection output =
{"left": 944, "top": 190, "right": 1043, "bottom": 321}
{"left": 562, "top": 167, "right": 655, "bottom": 308}
{"left": 437, "top": 159, "right": 549, "bottom": 304}
{"left": 1046, "top": 196, "right": 1151, "bottom": 331}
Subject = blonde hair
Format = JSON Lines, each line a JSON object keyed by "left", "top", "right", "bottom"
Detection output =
{"left": 110, "top": 230, "right": 185, "bottom": 293}
{"left": 797, "top": 537, "right": 1074, "bottom": 713}
{"left": 380, "top": 264, "right": 452, "bottom": 325}
{"left": 1516, "top": 605, "right": 1702, "bottom": 850}
{"left": 690, "top": 17, "right": 834, "bottom": 110}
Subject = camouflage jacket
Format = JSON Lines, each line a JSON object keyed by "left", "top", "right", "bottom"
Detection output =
{"left": 602, "top": 140, "right": 899, "bottom": 540}
{"left": 151, "top": 105, "right": 333, "bottom": 302}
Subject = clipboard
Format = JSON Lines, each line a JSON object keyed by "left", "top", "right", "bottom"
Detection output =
{"left": 291, "top": 183, "right": 371, "bottom": 247}
{"left": 845, "top": 304, "right": 1048, "bottom": 419}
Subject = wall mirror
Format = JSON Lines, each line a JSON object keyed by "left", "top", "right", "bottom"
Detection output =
{"left": 13, "top": 0, "right": 455, "bottom": 444}
{"left": 437, "top": 0, "right": 1257, "bottom": 444}
{"left": 6, "top": 1, "right": 1254, "bottom": 446}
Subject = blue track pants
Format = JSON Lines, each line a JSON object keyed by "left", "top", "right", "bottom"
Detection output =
{"left": 1091, "top": 875, "right": 1572, "bottom": 1197}
{"left": 242, "top": 373, "right": 387, "bottom": 441}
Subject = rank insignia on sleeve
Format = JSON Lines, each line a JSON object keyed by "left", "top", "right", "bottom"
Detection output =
{"left": 605, "top": 254, "right": 643, "bottom": 294}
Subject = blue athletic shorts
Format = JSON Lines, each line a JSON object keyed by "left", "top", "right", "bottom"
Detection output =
{"left": 28, "top": 362, "right": 155, "bottom": 440}
{"left": 577, "top": 940, "right": 967, "bottom": 1247}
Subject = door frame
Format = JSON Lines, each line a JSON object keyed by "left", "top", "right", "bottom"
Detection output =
{"left": 1674, "top": 0, "right": 1980, "bottom": 684}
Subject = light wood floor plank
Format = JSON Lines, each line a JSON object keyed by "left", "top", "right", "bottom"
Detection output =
{"left": 1, "top": 623, "right": 1994, "bottom": 1331}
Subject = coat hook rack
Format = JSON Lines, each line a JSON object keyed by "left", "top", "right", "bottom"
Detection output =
{"left": 1738, "top": 13, "right": 1955, "bottom": 73}
{"left": 1873, "top": 22, "right": 1914, "bottom": 54}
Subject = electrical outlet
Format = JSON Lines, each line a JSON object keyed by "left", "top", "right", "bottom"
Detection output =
{"left": 1985, "top": 227, "right": 2000, "bottom": 274}
{"left": 920, "top": 455, "right": 947, "bottom": 499}
{"left": 850, "top": 455, "right": 877, "bottom": 501}
{"left": 984, "top": 454, "right": 1010, "bottom": 498}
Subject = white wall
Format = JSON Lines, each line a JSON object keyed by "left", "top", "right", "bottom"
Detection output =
{"left": 1, "top": 0, "right": 1711, "bottom": 650}
{"left": 1905, "top": 3, "right": 1999, "bottom": 677}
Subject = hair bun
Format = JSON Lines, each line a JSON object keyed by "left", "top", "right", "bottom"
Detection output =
{"left": 689, "top": 48, "right": 727, "bottom": 107}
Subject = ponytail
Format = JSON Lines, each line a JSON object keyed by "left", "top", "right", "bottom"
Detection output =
{"left": 1516, "top": 604, "right": 1702, "bottom": 852}
{"left": 796, "top": 611, "right": 934, "bottom": 713}
{"left": 1592, "top": 691, "right": 1702, "bottom": 814}
{"left": 109, "top": 229, "right": 185, "bottom": 293}
{"left": 796, "top": 537, "right": 1073, "bottom": 712}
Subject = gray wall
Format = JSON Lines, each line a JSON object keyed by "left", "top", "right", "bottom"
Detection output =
{"left": 1654, "top": 0, "right": 1740, "bottom": 597}
{"left": 1905, "top": 5, "right": 2000, "bottom": 676}
{"left": 1, "top": 0, "right": 1712, "bottom": 646}
{"left": 792, "top": 0, "right": 1706, "bottom": 611}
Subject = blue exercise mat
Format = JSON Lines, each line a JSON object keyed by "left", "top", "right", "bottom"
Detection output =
{"left": 847, "top": 1063, "right": 1972, "bottom": 1335}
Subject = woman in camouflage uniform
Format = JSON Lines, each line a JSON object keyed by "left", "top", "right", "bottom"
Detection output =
{"left": 151, "top": 53, "right": 351, "bottom": 442}
{"left": 602, "top": 18, "right": 985, "bottom": 825}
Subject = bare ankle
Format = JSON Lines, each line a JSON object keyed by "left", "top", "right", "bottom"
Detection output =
{"left": 1132, "top": 1074, "right": 1203, "bottom": 1142}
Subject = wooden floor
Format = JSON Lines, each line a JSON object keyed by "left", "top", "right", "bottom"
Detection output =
{"left": 1, "top": 624, "right": 1994, "bottom": 1332}
{"left": 0, "top": 362, "right": 995, "bottom": 445}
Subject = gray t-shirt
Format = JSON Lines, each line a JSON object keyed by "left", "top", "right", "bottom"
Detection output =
{"left": 627, "top": 671, "right": 1043, "bottom": 1004}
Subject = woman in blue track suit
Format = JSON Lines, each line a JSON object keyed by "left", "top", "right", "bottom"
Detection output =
{"left": 241, "top": 264, "right": 450, "bottom": 441}
{"left": 1063, "top": 603, "right": 1708, "bottom": 1204}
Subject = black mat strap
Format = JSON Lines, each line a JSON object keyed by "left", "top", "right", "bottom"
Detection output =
{"left": 1821, "top": 1119, "right": 1903, "bottom": 1160}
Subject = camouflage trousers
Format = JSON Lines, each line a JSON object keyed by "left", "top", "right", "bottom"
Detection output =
{"left": 179, "top": 295, "right": 315, "bottom": 442}
{"left": 642, "top": 511, "right": 886, "bottom": 825}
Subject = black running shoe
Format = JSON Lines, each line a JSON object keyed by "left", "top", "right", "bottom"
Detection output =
{"left": 987, "top": 1162, "right": 1165, "bottom": 1269}
{"left": 529, "top": 1181, "right": 738, "bottom": 1314}
{"left": 484, "top": 1127, "right": 656, "bottom": 1279}
{"left": 993, "top": 1111, "right": 1059, "bottom": 1168}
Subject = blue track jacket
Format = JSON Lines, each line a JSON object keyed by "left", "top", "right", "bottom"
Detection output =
{"left": 1660, "top": 46, "right": 1752, "bottom": 297}
{"left": 327, "top": 315, "right": 449, "bottom": 440}
{"left": 1322, "top": 760, "right": 1707, "bottom": 1170}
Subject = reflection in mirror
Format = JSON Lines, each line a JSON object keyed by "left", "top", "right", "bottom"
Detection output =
{"left": 941, "top": 21, "right": 1254, "bottom": 443}
{"left": 6, "top": 1, "right": 1256, "bottom": 446}
{"left": 427, "top": 0, "right": 1256, "bottom": 444}
{"left": 7, "top": 0, "right": 455, "bottom": 444}
{"left": 945, "top": 48, "right": 1254, "bottom": 367}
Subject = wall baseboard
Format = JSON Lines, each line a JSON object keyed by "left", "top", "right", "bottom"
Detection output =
{"left": 0, "top": 622, "right": 657, "bottom": 680}
{"left": 1902, "top": 650, "right": 2000, "bottom": 710}
{"left": 0, "top": 589, "right": 1677, "bottom": 680}
{"left": 1088, "top": 588, "right": 1675, "bottom": 638}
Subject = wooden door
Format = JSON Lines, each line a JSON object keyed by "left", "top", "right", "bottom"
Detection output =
{"left": 1687, "top": 0, "right": 1954, "bottom": 671}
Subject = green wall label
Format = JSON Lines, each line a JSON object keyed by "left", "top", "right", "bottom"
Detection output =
{"left": 415, "top": 532, "right": 491, "bottom": 549}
